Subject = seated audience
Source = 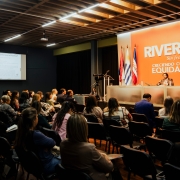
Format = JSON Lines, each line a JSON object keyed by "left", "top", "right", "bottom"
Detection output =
{"left": 60, "top": 113, "right": 114, "bottom": 180}
{"left": 162, "top": 100, "right": 180, "bottom": 132}
{"left": 37, "top": 91, "right": 45, "bottom": 102}
{"left": 83, "top": 95, "right": 103, "bottom": 123}
{"left": 31, "top": 101, "right": 51, "bottom": 129}
{"left": 2, "top": 90, "right": 12, "bottom": 97}
{"left": 0, "top": 95, "right": 20, "bottom": 122}
{"left": 134, "top": 93, "right": 155, "bottom": 127}
{"left": 32, "top": 94, "right": 55, "bottom": 117}
{"left": 19, "top": 92, "right": 30, "bottom": 112}
{"left": 45, "top": 92, "right": 54, "bottom": 106}
{"left": 159, "top": 96, "right": 174, "bottom": 117}
{"left": 51, "top": 88, "right": 58, "bottom": 102}
{"left": 10, "top": 90, "right": 20, "bottom": 111}
{"left": 57, "top": 88, "right": 67, "bottom": 104}
{"left": 28, "top": 90, "right": 35, "bottom": 104}
{"left": 52, "top": 101, "right": 74, "bottom": 140}
{"left": 103, "top": 97, "right": 132, "bottom": 127}
{"left": 65, "top": 89, "right": 77, "bottom": 104}
{"left": 15, "top": 107, "right": 60, "bottom": 175}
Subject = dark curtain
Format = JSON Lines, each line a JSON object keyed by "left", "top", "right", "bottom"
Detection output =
{"left": 101, "top": 45, "right": 119, "bottom": 85}
{"left": 56, "top": 50, "right": 91, "bottom": 94}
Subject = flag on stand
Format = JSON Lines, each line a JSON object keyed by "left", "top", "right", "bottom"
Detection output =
{"left": 124, "top": 46, "right": 132, "bottom": 85}
{"left": 119, "top": 46, "right": 124, "bottom": 83}
{"left": 132, "top": 46, "right": 138, "bottom": 85}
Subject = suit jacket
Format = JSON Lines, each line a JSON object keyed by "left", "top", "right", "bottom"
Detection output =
{"left": 60, "top": 140, "right": 113, "bottom": 180}
{"left": 57, "top": 94, "right": 67, "bottom": 104}
{"left": 134, "top": 99, "right": 155, "bottom": 127}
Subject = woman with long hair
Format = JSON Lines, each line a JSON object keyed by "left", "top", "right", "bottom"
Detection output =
{"left": 10, "top": 90, "right": 20, "bottom": 111}
{"left": 52, "top": 101, "right": 74, "bottom": 140}
{"left": 60, "top": 113, "right": 114, "bottom": 180}
{"left": 162, "top": 100, "right": 180, "bottom": 132}
{"left": 103, "top": 97, "right": 132, "bottom": 127}
{"left": 19, "top": 92, "right": 30, "bottom": 112}
{"left": 45, "top": 92, "right": 54, "bottom": 106}
{"left": 14, "top": 107, "right": 60, "bottom": 175}
{"left": 83, "top": 95, "right": 103, "bottom": 123}
{"left": 159, "top": 96, "right": 174, "bottom": 117}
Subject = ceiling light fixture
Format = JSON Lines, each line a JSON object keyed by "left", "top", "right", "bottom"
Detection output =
{"left": 4, "top": 34, "right": 21, "bottom": 42}
{"left": 78, "top": 4, "right": 100, "bottom": 13}
{"left": 42, "top": 20, "right": 56, "bottom": 27}
{"left": 60, "top": 13, "right": 77, "bottom": 21}
{"left": 46, "top": 43, "right": 56, "bottom": 47}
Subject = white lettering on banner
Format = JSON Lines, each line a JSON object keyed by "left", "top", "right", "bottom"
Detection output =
{"left": 152, "top": 65, "right": 180, "bottom": 73}
{"left": 144, "top": 42, "right": 180, "bottom": 57}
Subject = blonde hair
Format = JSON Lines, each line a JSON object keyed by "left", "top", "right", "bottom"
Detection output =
{"left": 1, "top": 95, "right": 10, "bottom": 103}
{"left": 32, "top": 94, "right": 40, "bottom": 104}
{"left": 169, "top": 100, "right": 180, "bottom": 124}
{"left": 66, "top": 114, "right": 88, "bottom": 142}
{"left": 52, "top": 89, "right": 57, "bottom": 93}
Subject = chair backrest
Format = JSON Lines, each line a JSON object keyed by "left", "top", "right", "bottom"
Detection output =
{"left": 56, "top": 164, "right": 93, "bottom": 180}
{"left": 120, "top": 145, "right": 157, "bottom": 180}
{"left": 16, "top": 148, "right": 43, "bottom": 178}
{"left": 129, "top": 107, "right": 135, "bottom": 114}
{"left": 161, "top": 129, "right": 180, "bottom": 143}
{"left": 145, "top": 136, "right": 173, "bottom": 164}
{"left": 102, "top": 116, "right": 121, "bottom": 131}
{"left": 87, "top": 122, "right": 108, "bottom": 140}
{"left": 40, "top": 127, "right": 61, "bottom": 146}
{"left": 164, "top": 163, "right": 180, "bottom": 180}
{"left": 131, "top": 113, "right": 148, "bottom": 123}
{"left": 109, "top": 125, "right": 133, "bottom": 147}
{"left": 75, "top": 104, "right": 85, "bottom": 113}
{"left": 129, "top": 121, "right": 152, "bottom": 139}
{"left": 84, "top": 114, "right": 99, "bottom": 123}
{"left": 0, "top": 137, "right": 11, "bottom": 158}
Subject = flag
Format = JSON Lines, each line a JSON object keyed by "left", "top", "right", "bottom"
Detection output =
{"left": 119, "top": 47, "right": 124, "bottom": 82}
{"left": 132, "top": 46, "right": 138, "bottom": 85}
{"left": 124, "top": 46, "right": 132, "bottom": 85}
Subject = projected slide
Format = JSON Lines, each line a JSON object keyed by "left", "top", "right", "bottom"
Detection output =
{"left": 0, "top": 53, "right": 26, "bottom": 80}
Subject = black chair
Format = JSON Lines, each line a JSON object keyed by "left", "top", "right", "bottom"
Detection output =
{"left": 154, "top": 110, "right": 159, "bottom": 117}
{"left": 40, "top": 127, "right": 61, "bottom": 146}
{"left": 120, "top": 145, "right": 161, "bottom": 180}
{"left": 145, "top": 136, "right": 173, "bottom": 166}
{"left": 163, "top": 163, "right": 180, "bottom": 180}
{"left": 15, "top": 148, "right": 56, "bottom": 180}
{"left": 131, "top": 113, "right": 148, "bottom": 123}
{"left": 84, "top": 114, "right": 99, "bottom": 123}
{"left": 109, "top": 125, "right": 133, "bottom": 153}
{"left": 75, "top": 103, "right": 85, "bottom": 113}
{"left": 87, "top": 122, "right": 111, "bottom": 153}
{"left": 160, "top": 129, "right": 180, "bottom": 142}
{"left": 129, "top": 107, "right": 135, "bottom": 114}
{"left": 56, "top": 163, "right": 93, "bottom": 180}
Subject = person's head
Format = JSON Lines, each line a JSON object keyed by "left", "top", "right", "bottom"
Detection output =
{"left": 22, "top": 90, "right": 29, "bottom": 93}
{"left": 52, "top": 88, "right": 58, "bottom": 95}
{"left": 32, "top": 94, "right": 41, "bottom": 104}
{"left": 11, "top": 91, "right": 19, "bottom": 99}
{"left": 31, "top": 101, "right": 42, "bottom": 114}
{"left": 164, "top": 96, "right": 174, "bottom": 115}
{"left": 15, "top": 107, "right": 38, "bottom": 148}
{"left": 53, "top": 101, "right": 74, "bottom": 129}
{"left": 29, "top": 91, "right": 35, "bottom": 98}
{"left": 163, "top": 73, "right": 168, "bottom": 79}
{"left": 45, "top": 92, "right": 52, "bottom": 102}
{"left": 169, "top": 100, "right": 180, "bottom": 124}
{"left": 2, "top": 90, "right": 12, "bottom": 97}
{"left": 19, "top": 92, "right": 29, "bottom": 103}
{"left": 36, "top": 91, "right": 44, "bottom": 99}
{"left": 59, "top": 88, "right": 66, "bottom": 95}
{"left": 92, "top": 88, "right": 96, "bottom": 92}
{"left": 1, "top": 95, "right": 11, "bottom": 104}
{"left": 67, "top": 90, "right": 73, "bottom": 97}
{"left": 66, "top": 113, "right": 88, "bottom": 142}
{"left": 107, "top": 97, "right": 119, "bottom": 116}
{"left": 143, "top": 93, "right": 151, "bottom": 102}
{"left": 85, "top": 95, "right": 97, "bottom": 113}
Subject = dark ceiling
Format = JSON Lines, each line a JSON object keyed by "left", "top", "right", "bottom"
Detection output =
{"left": 0, "top": 0, "right": 180, "bottom": 49}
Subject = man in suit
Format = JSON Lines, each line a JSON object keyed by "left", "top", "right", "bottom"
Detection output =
{"left": 134, "top": 93, "right": 155, "bottom": 127}
{"left": 57, "top": 88, "right": 67, "bottom": 104}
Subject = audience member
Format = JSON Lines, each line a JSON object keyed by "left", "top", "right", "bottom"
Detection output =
{"left": 29, "top": 90, "right": 35, "bottom": 104}
{"left": 45, "top": 92, "right": 54, "bottom": 106}
{"left": 103, "top": 97, "right": 132, "bottom": 127}
{"left": 37, "top": 91, "right": 45, "bottom": 102}
{"left": 60, "top": 113, "right": 114, "bottom": 180}
{"left": 65, "top": 89, "right": 77, "bottom": 104}
{"left": 134, "top": 93, "right": 155, "bottom": 127}
{"left": 31, "top": 101, "right": 51, "bottom": 129}
{"left": 57, "top": 88, "right": 67, "bottom": 104}
{"left": 162, "top": 100, "right": 180, "bottom": 132}
{"left": 51, "top": 88, "right": 58, "bottom": 102}
{"left": 2, "top": 90, "right": 12, "bottom": 97}
{"left": 19, "top": 92, "right": 30, "bottom": 112}
{"left": 15, "top": 107, "right": 60, "bottom": 175}
{"left": 159, "top": 96, "right": 174, "bottom": 117}
{"left": 83, "top": 95, "right": 103, "bottom": 123}
{"left": 52, "top": 101, "right": 74, "bottom": 140}
{"left": 10, "top": 90, "right": 20, "bottom": 111}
